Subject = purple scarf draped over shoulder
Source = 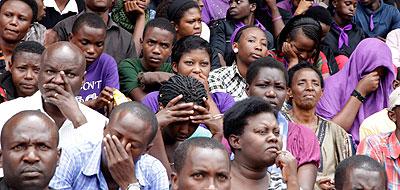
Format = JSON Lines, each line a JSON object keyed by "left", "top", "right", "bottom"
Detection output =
{"left": 316, "top": 38, "right": 395, "bottom": 144}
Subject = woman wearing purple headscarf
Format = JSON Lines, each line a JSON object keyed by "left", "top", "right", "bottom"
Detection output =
{"left": 316, "top": 38, "right": 395, "bottom": 145}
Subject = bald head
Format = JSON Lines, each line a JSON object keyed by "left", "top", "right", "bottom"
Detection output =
{"left": 1, "top": 110, "right": 60, "bottom": 190}
{"left": 1, "top": 110, "right": 59, "bottom": 146}
{"left": 38, "top": 42, "right": 86, "bottom": 96}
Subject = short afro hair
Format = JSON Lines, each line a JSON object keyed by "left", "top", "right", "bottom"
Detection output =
{"left": 71, "top": 12, "right": 106, "bottom": 35}
{"left": 11, "top": 41, "right": 45, "bottom": 63}
{"left": 223, "top": 97, "right": 277, "bottom": 152}
{"left": 174, "top": 137, "right": 228, "bottom": 172}
{"left": 287, "top": 61, "right": 324, "bottom": 88}
{"left": 246, "top": 56, "right": 288, "bottom": 86}
{"left": 143, "top": 17, "right": 176, "bottom": 43}
{"left": 171, "top": 35, "right": 211, "bottom": 65}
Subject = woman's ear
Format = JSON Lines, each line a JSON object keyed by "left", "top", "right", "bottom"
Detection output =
{"left": 232, "top": 43, "right": 239, "bottom": 54}
{"left": 332, "top": 0, "right": 338, "bottom": 8}
{"left": 229, "top": 134, "right": 241, "bottom": 151}
{"left": 171, "top": 172, "right": 179, "bottom": 190}
{"left": 250, "top": 3, "right": 257, "bottom": 12}
{"left": 287, "top": 88, "right": 293, "bottom": 98}
{"left": 172, "top": 62, "right": 178, "bottom": 73}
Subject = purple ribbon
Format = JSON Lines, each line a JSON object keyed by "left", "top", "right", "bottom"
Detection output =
{"left": 369, "top": 14, "right": 374, "bottom": 31}
{"left": 333, "top": 23, "right": 353, "bottom": 49}
{"left": 230, "top": 19, "right": 266, "bottom": 45}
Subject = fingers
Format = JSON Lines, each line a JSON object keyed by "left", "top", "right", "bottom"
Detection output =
{"left": 193, "top": 104, "right": 209, "bottom": 115}
{"left": 190, "top": 114, "right": 212, "bottom": 123}
{"left": 168, "top": 102, "right": 194, "bottom": 112}
{"left": 43, "top": 83, "right": 69, "bottom": 97}
{"left": 105, "top": 134, "right": 122, "bottom": 160}
{"left": 170, "top": 109, "right": 194, "bottom": 117}
{"left": 202, "top": 97, "right": 211, "bottom": 111}
{"left": 166, "top": 94, "right": 183, "bottom": 108}
{"left": 60, "top": 71, "right": 74, "bottom": 94}
{"left": 112, "top": 135, "right": 129, "bottom": 158}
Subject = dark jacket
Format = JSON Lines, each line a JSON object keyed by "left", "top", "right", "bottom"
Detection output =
{"left": 0, "top": 71, "right": 17, "bottom": 104}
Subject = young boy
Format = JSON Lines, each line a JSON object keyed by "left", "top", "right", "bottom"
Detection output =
{"left": 118, "top": 17, "right": 176, "bottom": 101}
{"left": 0, "top": 41, "right": 45, "bottom": 103}
{"left": 69, "top": 13, "right": 119, "bottom": 113}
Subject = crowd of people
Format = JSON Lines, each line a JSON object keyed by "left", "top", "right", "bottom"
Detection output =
{"left": 0, "top": 0, "right": 398, "bottom": 189}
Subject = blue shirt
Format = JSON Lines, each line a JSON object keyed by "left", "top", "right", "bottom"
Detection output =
{"left": 354, "top": 0, "right": 400, "bottom": 38}
{"left": 49, "top": 141, "right": 169, "bottom": 190}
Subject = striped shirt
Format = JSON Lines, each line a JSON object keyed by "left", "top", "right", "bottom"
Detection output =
{"left": 208, "top": 63, "right": 248, "bottom": 101}
{"left": 49, "top": 141, "right": 169, "bottom": 190}
{"left": 357, "top": 132, "right": 400, "bottom": 189}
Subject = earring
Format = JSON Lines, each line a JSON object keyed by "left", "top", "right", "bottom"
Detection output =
{"left": 233, "top": 48, "right": 238, "bottom": 53}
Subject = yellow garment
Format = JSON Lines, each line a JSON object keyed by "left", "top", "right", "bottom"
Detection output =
{"left": 359, "top": 108, "right": 396, "bottom": 141}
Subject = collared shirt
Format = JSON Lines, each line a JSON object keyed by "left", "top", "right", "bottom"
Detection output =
{"left": 208, "top": 64, "right": 247, "bottom": 101}
{"left": 357, "top": 132, "right": 400, "bottom": 189}
{"left": 44, "top": 0, "right": 78, "bottom": 14}
{"left": 0, "top": 91, "right": 107, "bottom": 149}
{"left": 52, "top": 11, "right": 137, "bottom": 63}
{"left": 49, "top": 141, "right": 169, "bottom": 190}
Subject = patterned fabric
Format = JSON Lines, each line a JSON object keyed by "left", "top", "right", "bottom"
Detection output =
{"left": 111, "top": 0, "right": 151, "bottom": 33}
{"left": 357, "top": 132, "right": 400, "bottom": 189}
{"left": 208, "top": 63, "right": 247, "bottom": 101}
{"left": 23, "top": 22, "right": 47, "bottom": 45}
{"left": 50, "top": 141, "right": 169, "bottom": 190}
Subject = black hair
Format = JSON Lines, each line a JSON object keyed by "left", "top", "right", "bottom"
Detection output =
{"left": 335, "top": 155, "right": 388, "bottom": 190}
{"left": 171, "top": 35, "right": 211, "bottom": 64}
{"left": 11, "top": 41, "right": 45, "bottom": 63}
{"left": 246, "top": 56, "right": 289, "bottom": 86}
{"left": 71, "top": 12, "right": 106, "bottom": 35}
{"left": 288, "top": 62, "right": 324, "bottom": 88}
{"left": 158, "top": 74, "right": 207, "bottom": 107}
{"left": 232, "top": 25, "right": 266, "bottom": 44}
{"left": 143, "top": 17, "right": 176, "bottom": 43}
{"left": 158, "top": 0, "right": 199, "bottom": 23}
{"left": 223, "top": 97, "right": 277, "bottom": 152}
{"left": 304, "top": 6, "right": 333, "bottom": 26}
{"left": 109, "top": 102, "right": 158, "bottom": 144}
{"left": 174, "top": 137, "right": 228, "bottom": 172}
{"left": 277, "top": 15, "right": 322, "bottom": 64}
{"left": 397, "top": 67, "right": 400, "bottom": 80}
{"left": 0, "top": 0, "right": 38, "bottom": 23}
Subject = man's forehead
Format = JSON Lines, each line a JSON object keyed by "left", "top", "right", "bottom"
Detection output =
{"left": 5, "top": 125, "right": 54, "bottom": 144}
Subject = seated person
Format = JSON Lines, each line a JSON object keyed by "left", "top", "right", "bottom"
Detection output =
{"left": 285, "top": 63, "right": 353, "bottom": 190}
{"left": 171, "top": 137, "right": 231, "bottom": 190}
{"left": 276, "top": 15, "right": 338, "bottom": 77}
{"left": 316, "top": 38, "right": 395, "bottom": 145}
{"left": 386, "top": 29, "right": 400, "bottom": 67}
{"left": 224, "top": 97, "right": 300, "bottom": 190}
{"left": 50, "top": 102, "right": 169, "bottom": 190}
{"left": 334, "top": 155, "right": 388, "bottom": 190}
{"left": 209, "top": 0, "right": 276, "bottom": 66}
{"left": 47, "top": 0, "right": 136, "bottom": 63}
{"left": 357, "top": 86, "right": 400, "bottom": 189}
{"left": 359, "top": 67, "right": 400, "bottom": 140}
{"left": 143, "top": 75, "right": 225, "bottom": 177}
{"left": 0, "top": 41, "right": 45, "bottom": 103}
{"left": 24, "top": 0, "right": 47, "bottom": 45}
{"left": 246, "top": 56, "right": 321, "bottom": 190}
{"left": 0, "top": 110, "right": 60, "bottom": 190}
{"left": 119, "top": 18, "right": 175, "bottom": 101}
{"left": 0, "top": 0, "right": 38, "bottom": 74}
{"left": 323, "top": 0, "right": 364, "bottom": 69}
{"left": 39, "top": 0, "right": 84, "bottom": 29}
{"left": 209, "top": 26, "right": 269, "bottom": 101}
{"left": 0, "top": 42, "right": 107, "bottom": 149}
{"left": 69, "top": 13, "right": 119, "bottom": 114}
{"left": 354, "top": 0, "right": 400, "bottom": 38}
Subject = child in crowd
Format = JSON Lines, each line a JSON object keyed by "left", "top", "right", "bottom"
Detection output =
{"left": 119, "top": 18, "right": 175, "bottom": 101}
{"left": 0, "top": 41, "right": 45, "bottom": 103}
{"left": 69, "top": 13, "right": 120, "bottom": 114}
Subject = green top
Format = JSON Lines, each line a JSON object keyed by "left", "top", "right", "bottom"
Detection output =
{"left": 118, "top": 58, "right": 172, "bottom": 95}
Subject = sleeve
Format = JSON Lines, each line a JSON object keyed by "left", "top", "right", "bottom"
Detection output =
{"left": 209, "top": 20, "right": 228, "bottom": 56}
{"left": 118, "top": 59, "right": 140, "bottom": 95}
{"left": 141, "top": 92, "right": 160, "bottom": 113}
{"left": 333, "top": 124, "right": 354, "bottom": 162}
{"left": 213, "top": 92, "right": 235, "bottom": 113}
{"left": 288, "top": 122, "right": 321, "bottom": 167}
{"left": 208, "top": 69, "right": 226, "bottom": 93}
{"left": 125, "top": 37, "right": 138, "bottom": 60}
{"left": 49, "top": 148, "right": 77, "bottom": 190}
{"left": 356, "top": 135, "right": 383, "bottom": 163}
{"left": 52, "top": 19, "right": 70, "bottom": 41}
{"left": 104, "top": 55, "right": 120, "bottom": 90}
{"left": 390, "top": 7, "right": 400, "bottom": 30}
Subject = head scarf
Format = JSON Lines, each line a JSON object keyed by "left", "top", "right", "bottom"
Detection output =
{"left": 316, "top": 38, "right": 395, "bottom": 144}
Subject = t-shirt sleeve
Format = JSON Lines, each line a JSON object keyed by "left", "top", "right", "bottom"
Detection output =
{"left": 104, "top": 55, "right": 120, "bottom": 90}
{"left": 212, "top": 92, "right": 235, "bottom": 113}
{"left": 288, "top": 122, "right": 320, "bottom": 167}
{"left": 141, "top": 91, "right": 160, "bottom": 113}
{"left": 118, "top": 59, "right": 141, "bottom": 95}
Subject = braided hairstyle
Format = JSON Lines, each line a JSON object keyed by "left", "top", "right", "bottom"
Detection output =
{"left": 277, "top": 15, "right": 322, "bottom": 64}
{"left": 158, "top": 75, "right": 207, "bottom": 107}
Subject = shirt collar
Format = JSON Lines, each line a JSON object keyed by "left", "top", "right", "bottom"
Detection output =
{"left": 231, "top": 63, "right": 245, "bottom": 80}
{"left": 44, "top": 0, "right": 78, "bottom": 14}
{"left": 387, "top": 132, "right": 400, "bottom": 159}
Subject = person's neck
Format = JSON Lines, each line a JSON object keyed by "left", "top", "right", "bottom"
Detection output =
{"left": 290, "top": 104, "right": 318, "bottom": 130}
{"left": 241, "top": 14, "right": 255, "bottom": 26}
{"left": 231, "top": 155, "right": 268, "bottom": 181}
{"left": 42, "top": 98, "right": 66, "bottom": 128}
{"left": 334, "top": 15, "right": 351, "bottom": 27}
{"left": 365, "top": 0, "right": 381, "bottom": 11}
{"left": 87, "top": 9, "right": 109, "bottom": 24}
{"left": 236, "top": 59, "right": 248, "bottom": 78}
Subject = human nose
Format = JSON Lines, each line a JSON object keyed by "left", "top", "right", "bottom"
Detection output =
{"left": 266, "top": 132, "right": 279, "bottom": 143}
{"left": 152, "top": 45, "right": 161, "bottom": 55}
{"left": 265, "top": 88, "right": 277, "bottom": 98}
{"left": 51, "top": 72, "right": 65, "bottom": 84}
{"left": 86, "top": 45, "right": 95, "bottom": 55}
{"left": 24, "top": 69, "right": 34, "bottom": 80}
{"left": 194, "top": 21, "right": 201, "bottom": 29}
{"left": 23, "top": 147, "right": 40, "bottom": 164}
